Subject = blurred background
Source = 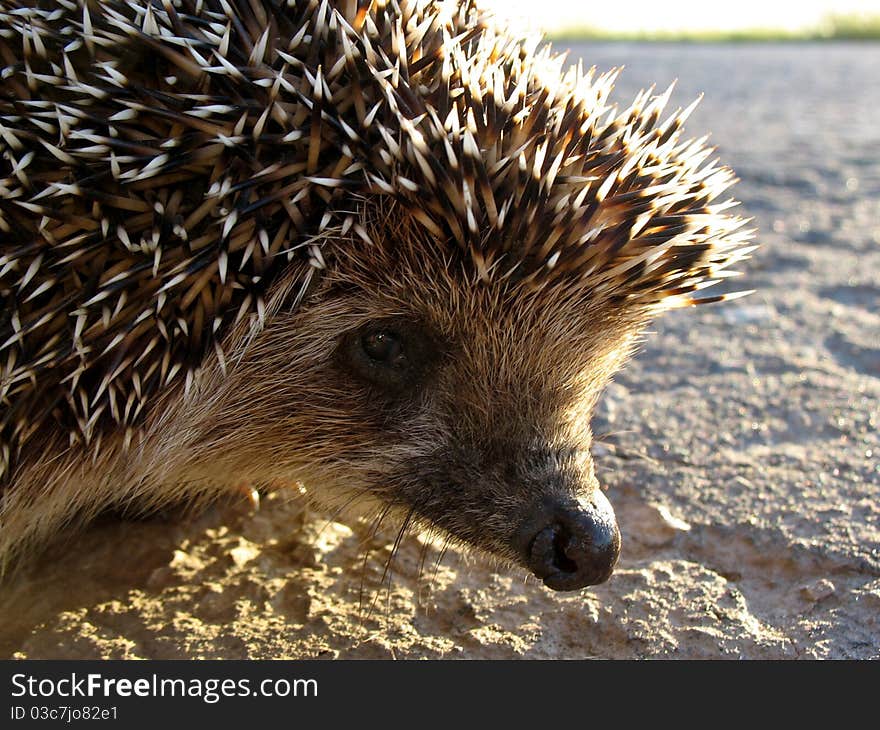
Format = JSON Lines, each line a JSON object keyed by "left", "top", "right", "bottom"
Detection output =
{"left": 481, "top": 0, "right": 880, "bottom": 40}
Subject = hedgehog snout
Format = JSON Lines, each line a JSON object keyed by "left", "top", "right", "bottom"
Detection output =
{"left": 513, "top": 490, "right": 620, "bottom": 591}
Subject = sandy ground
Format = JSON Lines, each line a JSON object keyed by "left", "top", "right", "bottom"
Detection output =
{"left": 1, "top": 43, "right": 878, "bottom": 660}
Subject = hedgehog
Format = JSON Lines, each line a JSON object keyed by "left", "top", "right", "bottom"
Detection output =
{"left": 0, "top": 0, "right": 753, "bottom": 590}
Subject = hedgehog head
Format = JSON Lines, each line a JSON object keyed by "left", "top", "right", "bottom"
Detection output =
{"left": 185, "top": 197, "right": 649, "bottom": 588}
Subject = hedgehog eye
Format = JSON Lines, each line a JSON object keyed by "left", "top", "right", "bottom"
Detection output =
{"left": 339, "top": 320, "right": 436, "bottom": 393}
{"left": 362, "top": 331, "right": 407, "bottom": 368}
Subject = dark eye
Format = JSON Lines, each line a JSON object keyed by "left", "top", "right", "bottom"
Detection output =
{"left": 362, "top": 331, "right": 407, "bottom": 369}
{"left": 338, "top": 320, "right": 438, "bottom": 393}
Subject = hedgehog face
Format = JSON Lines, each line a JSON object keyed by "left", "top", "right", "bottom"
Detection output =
{"left": 332, "top": 269, "right": 626, "bottom": 590}
{"left": 207, "top": 211, "right": 636, "bottom": 591}
{"left": 338, "top": 311, "right": 624, "bottom": 590}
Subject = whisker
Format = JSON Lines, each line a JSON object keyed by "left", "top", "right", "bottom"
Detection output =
{"left": 415, "top": 527, "right": 435, "bottom": 605}
{"left": 430, "top": 535, "right": 453, "bottom": 594}
{"left": 314, "top": 486, "right": 372, "bottom": 540}
{"left": 357, "top": 503, "right": 394, "bottom": 620}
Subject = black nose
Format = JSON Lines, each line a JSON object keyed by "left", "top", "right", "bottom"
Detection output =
{"left": 515, "top": 492, "right": 621, "bottom": 591}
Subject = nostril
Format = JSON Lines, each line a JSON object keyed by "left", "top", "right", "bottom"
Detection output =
{"left": 529, "top": 524, "right": 578, "bottom": 576}
{"left": 553, "top": 529, "right": 579, "bottom": 573}
{"left": 519, "top": 494, "right": 621, "bottom": 592}
{"left": 548, "top": 524, "right": 578, "bottom": 574}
